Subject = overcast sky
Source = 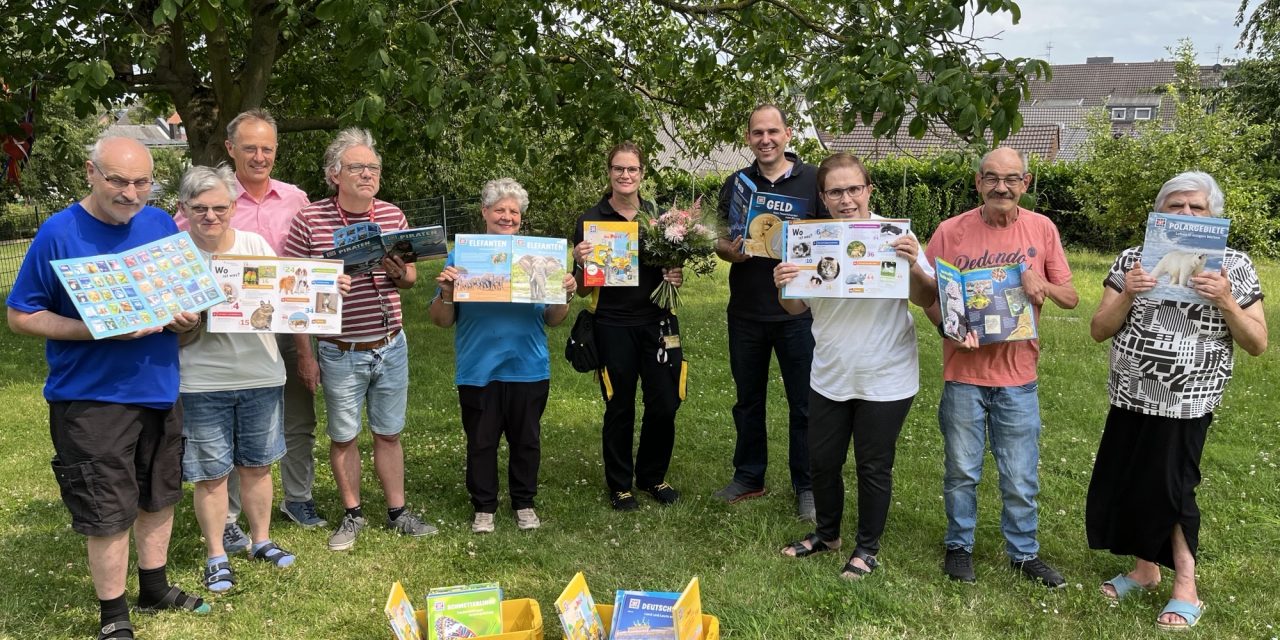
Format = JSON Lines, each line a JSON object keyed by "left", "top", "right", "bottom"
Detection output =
{"left": 969, "top": 0, "right": 1251, "bottom": 65}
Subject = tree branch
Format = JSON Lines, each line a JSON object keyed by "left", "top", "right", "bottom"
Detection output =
{"left": 276, "top": 116, "right": 340, "bottom": 133}
{"left": 649, "top": 0, "right": 847, "bottom": 42}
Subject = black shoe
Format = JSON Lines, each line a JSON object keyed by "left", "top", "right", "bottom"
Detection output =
{"left": 1012, "top": 556, "right": 1067, "bottom": 588}
{"left": 644, "top": 482, "right": 679, "bottom": 505}
{"left": 944, "top": 548, "right": 976, "bottom": 583}
{"left": 610, "top": 491, "right": 639, "bottom": 511}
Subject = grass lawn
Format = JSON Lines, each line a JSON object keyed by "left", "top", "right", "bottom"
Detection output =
{"left": 0, "top": 250, "right": 1278, "bottom": 639}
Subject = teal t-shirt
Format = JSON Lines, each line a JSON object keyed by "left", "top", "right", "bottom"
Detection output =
{"left": 442, "top": 252, "right": 550, "bottom": 386}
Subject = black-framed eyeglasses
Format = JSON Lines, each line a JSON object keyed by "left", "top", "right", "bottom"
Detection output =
{"left": 343, "top": 163, "right": 382, "bottom": 175}
{"left": 90, "top": 162, "right": 154, "bottom": 191}
{"left": 823, "top": 185, "right": 868, "bottom": 200}
{"left": 980, "top": 174, "right": 1027, "bottom": 188}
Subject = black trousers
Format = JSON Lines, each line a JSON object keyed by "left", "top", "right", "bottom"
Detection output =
{"left": 595, "top": 317, "right": 683, "bottom": 493}
{"left": 808, "top": 390, "right": 914, "bottom": 554}
{"left": 458, "top": 379, "right": 549, "bottom": 513}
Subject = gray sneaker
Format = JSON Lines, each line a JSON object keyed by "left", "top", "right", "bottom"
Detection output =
{"left": 795, "top": 490, "right": 816, "bottom": 523}
{"left": 712, "top": 479, "right": 766, "bottom": 503}
{"left": 387, "top": 511, "right": 438, "bottom": 537}
{"left": 327, "top": 513, "right": 367, "bottom": 551}
{"left": 222, "top": 522, "right": 250, "bottom": 554}
{"left": 280, "top": 500, "right": 328, "bottom": 529}
{"left": 472, "top": 512, "right": 495, "bottom": 534}
{"left": 515, "top": 508, "right": 541, "bottom": 531}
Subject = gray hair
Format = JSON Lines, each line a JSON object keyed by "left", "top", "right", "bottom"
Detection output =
{"left": 178, "top": 164, "right": 239, "bottom": 203}
{"left": 480, "top": 178, "right": 529, "bottom": 213}
{"left": 225, "top": 109, "right": 277, "bottom": 143}
{"left": 979, "top": 147, "right": 1029, "bottom": 174}
{"left": 323, "top": 127, "right": 380, "bottom": 187}
{"left": 89, "top": 136, "right": 153, "bottom": 171}
{"left": 1155, "top": 171, "right": 1225, "bottom": 216}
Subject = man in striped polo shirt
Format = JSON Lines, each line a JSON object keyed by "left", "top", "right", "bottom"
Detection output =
{"left": 284, "top": 128, "right": 437, "bottom": 551}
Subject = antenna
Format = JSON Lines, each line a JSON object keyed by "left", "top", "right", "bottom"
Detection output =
{"left": 1215, "top": 45, "right": 1222, "bottom": 65}
{"left": 1045, "top": 41, "right": 1053, "bottom": 63}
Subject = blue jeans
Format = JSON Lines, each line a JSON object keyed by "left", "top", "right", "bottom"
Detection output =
{"left": 939, "top": 381, "right": 1042, "bottom": 561}
{"left": 181, "top": 386, "right": 285, "bottom": 482}
{"left": 317, "top": 331, "right": 409, "bottom": 443}
{"left": 727, "top": 314, "right": 814, "bottom": 491}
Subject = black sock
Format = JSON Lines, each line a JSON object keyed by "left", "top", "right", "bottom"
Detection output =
{"left": 99, "top": 594, "right": 130, "bottom": 636}
{"left": 387, "top": 505, "right": 405, "bottom": 521}
{"left": 137, "top": 565, "right": 169, "bottom": 605}
{"left": 345, "top": 505, "right": 364, "bottom": 520}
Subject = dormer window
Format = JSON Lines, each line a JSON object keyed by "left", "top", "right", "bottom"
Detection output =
{"left": 1110, "top": 108, "right": 1127, "bottom": 121}
{"left": 1133, "top": 107, "right": 1153, "bottom": 120}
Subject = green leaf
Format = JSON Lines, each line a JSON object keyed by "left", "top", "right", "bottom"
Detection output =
{"left": 908, "top": 114, "right": 926, "bottom": 138}
{"left": 199, "top": 1, "right": 219, "bottom": 32}
{"left": 428, "top": 86, "right": 443, "bottom": 108}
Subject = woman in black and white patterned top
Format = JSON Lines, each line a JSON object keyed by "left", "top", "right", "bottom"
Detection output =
{"left": 1085, "top": 171, "right": 1267, "bottom": 631}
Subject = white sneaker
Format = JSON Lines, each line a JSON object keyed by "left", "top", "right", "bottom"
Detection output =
{"left": 515, "top": 508, "right": 541, "bottom": 531}
{"left": 472, "top": 512, "right": 495, "bottom": 534}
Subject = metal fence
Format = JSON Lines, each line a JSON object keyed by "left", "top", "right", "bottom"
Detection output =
{"left": 0, "top": 196, "right": 479, "bottom": 296}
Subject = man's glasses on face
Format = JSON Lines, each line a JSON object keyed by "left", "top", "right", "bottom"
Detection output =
{"left": 184, "top": 204, "right": 232, "bottom": 216}
{"left": 91, "top": 162, "right": 154, "bottom": 191}
{"left": 610, "top": 165, "right": 642, "bottom": 176}
{"left": 823, "top": 185, "right": 868, "bottom": 200}
{"left": 236, "top": 145, "right": 276, "bottom": 157}
{"left": 343, "top": 163, "right": 382, "bottom": 176}
{"left": 980, "top": 174, "right": 1027, "bottom": 188}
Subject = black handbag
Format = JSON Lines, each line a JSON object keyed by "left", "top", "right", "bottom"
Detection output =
{"left": 564, "top": 309, "right": 600, "bottom": 373}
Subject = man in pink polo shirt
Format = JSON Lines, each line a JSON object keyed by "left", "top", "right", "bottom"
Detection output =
{"left": 923, "top": 147, "right": 1078, "bottom": 588}
{"left": 175, "top": 110, "right": 326, "bottom": 552}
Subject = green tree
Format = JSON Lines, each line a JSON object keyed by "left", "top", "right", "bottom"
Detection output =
{"left": 2, "top": 0, "right": 1048, "bottom": 179}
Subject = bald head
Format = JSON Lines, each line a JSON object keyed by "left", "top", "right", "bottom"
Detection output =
{"left": 84, "top": 136, "right": 156, "bottom": 225}
{"left": 90, "top": 136, "right": 154, "bottom": 172}
{"left": 979, "top": 147, "right": 1027, "bottom": 175}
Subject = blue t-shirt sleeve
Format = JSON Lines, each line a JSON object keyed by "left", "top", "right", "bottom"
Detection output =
{"left": 6, "top": 225, "right": 62, "bottom": 314}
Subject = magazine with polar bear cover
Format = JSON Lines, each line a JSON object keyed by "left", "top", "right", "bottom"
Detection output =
{"left": 780, "top": 218, "right": 911, "bottom": 299}
{"left": 453, "top": 234, "right": 568, "bottom": 303}
{"left": 1138, "top": 211, "right": 1229, "bottom": 305}
{"left": 935, "top": 259, "right": 1036, "bottom": 345}
{"left": 206, "top": 256, "right": 343, "bottom": 334}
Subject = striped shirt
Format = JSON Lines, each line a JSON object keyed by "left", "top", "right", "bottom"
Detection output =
{"left": 284, "top": 197, "right": 407, "bottom": 339}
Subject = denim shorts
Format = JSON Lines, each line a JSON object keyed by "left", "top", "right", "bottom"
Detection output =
{"left": 317, "top": 331, "right": 409, "bottom": 443}
{"left": 180, "top": 385, "right": 285, "bottom": 482}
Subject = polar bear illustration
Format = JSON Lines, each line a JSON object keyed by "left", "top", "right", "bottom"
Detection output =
{"left": 1150, "top": 250, "right": 1208, "bottom": 287}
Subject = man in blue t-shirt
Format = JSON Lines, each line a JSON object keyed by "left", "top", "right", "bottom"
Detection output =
{"left": 6, "top": 137, "right": 204, "bottom": 639}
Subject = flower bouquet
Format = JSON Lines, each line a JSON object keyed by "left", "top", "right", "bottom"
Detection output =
{"left": 638, "top": 198, "right": 718, "bottom": 310}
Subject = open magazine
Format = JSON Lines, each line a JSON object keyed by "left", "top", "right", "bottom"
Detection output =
{"left": 1138, "top": 211, "right": 1229, "bottom": 305}
{"left": 207, "top": 256, "right": 343, "bottom": 334}
{"left": 323, "top": 222, "right": 447, "bottom": 275}
{"left": 452, "top": 234, "right": 568, "bottom": 303}
{"left": 935, "top": 259, "right": 1036, "bottom": 345}
{"left": 780, "top": 218, "right": 910, "bottom": 299}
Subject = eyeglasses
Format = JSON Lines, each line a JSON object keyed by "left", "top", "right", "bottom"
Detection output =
{"left": 823, "top": 185, "right": 868, "bottom": 200}
{"left": 343, "top": 163, "right": 382, "bottom": 175}
{"left": 184, "top": 204, "right": 232, "bottom": 216}
{"left": 980, "top": 174, "right": 1027, "bottom": 188}
{"left": 610, "top": 165, "right": 642, "bottom": 176}
{"left": 235, "top": 144, "right": 276, "bottom": 157}
{"left": 90, "top": 162, "right": 154, "bottom": 191}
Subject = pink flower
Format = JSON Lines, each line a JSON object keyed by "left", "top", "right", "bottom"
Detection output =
{"left": 648, "top": 218, "right": 658, "bottom": 227}
{"left": 664, "top": 224, "right": 687, "bottom": 242}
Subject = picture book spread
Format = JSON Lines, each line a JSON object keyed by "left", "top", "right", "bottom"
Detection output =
{"left": 51, "top": 231, "right": 227, "bottom": 340}
{"left": 935, "top": 259, "right": 1036, "bottom": 345}
{"left": 385, "top": 581, "right": 423, "bottom": 640}
{"left": 670, "top": 578, "right": 703, "bottom": 640}
{"left": 452, "top": 234, "right": 569, "bottom": 303}
{"left": 610, "top": 590, "right": 680, "bottom": 640}
{"left": 207, "top": 256, "right": 343, "bottom": 334}
{"left": 1138, "top": 211, "right": 1230, "bottom": 305}
{"left": 425, "top": 582, "right": 503, "bottom": 640}
{"left": 323, "top": 222, "right": 447, "bottom": 275}
{"left": 780, "top": 218, "right": 910, "bottom": 299}
{"left": 555, "top": 572, "right": 606, "bottom": 640}
{"left": 582, "top": 221, "right": 639, "bottom": 287}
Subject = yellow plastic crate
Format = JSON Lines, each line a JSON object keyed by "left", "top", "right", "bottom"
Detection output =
{"left": 595, "top": 604, "right": 720, "bottom": 640}
{"left": 413, "top": 598, "right": 544, "bottom": 640}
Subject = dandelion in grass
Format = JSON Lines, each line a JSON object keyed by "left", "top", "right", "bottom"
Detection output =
{"left": 638, "top": 198, "right": 717, "bottom": 310}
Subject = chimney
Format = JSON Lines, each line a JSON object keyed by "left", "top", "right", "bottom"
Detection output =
{"left": 1086, "top": 57, "right": 1115, "bottom": 64}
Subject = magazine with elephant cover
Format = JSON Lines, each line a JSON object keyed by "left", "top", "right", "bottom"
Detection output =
{"left": 206, "top": 256, "right": 343, "bottom": 334}
{"left": 780, "top": 218, "right": 910, "bottom": 299}
{"left": 50, "top": 231, "right": 227, "bottom": 339}
{"left": 323, "top": 223, "right": 447, "bottom": 275}
{"left": 452, "top": 234, "right": 568, "bottom": 303}
{"left": 582, "top": 221, "right": 639, "bottom": 287}
{"left": 1137, "top": 211, "right": 1229, "bottom": 305}
{"left": 935, "top": 259, "right": 1036, "bottom": 345}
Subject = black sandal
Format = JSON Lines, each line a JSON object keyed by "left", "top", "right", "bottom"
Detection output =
{"left": 98, "top": 620, "right": 134, "bottom": 640}
{"left": 782, "top": 533, "right": 840, "bottom": 558}
{"left": 840, "top": 549, "right": 879, "bottom": 580}
{"left": 135, "top": 585, "right": 211, "bottom": 614}
{"left": 251, "top": 541, "right": 295, "bottom": 567}
{"left": 203, "top": 560, "right": 236, "bottom": 592}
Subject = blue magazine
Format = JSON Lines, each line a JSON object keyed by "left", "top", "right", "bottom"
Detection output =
{"left": 726, "top": 172, "right": 755, "bottom": 242}
{"left": 1138, "top": 211, "right": 1229, "bottom": 305}
{"left": 610, "top": 590, "right": 679, "bottom": 640}
{"left": 935, "top": 259, "right": 1036, "bottom": 345}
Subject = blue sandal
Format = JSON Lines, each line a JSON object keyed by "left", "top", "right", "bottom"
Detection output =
{"left": 1156, "top": 599, "right": 1204, "bottom": 631}
{"left": 1101, "top": 573, "right": 1154, "bottom": 601}
{"left": 251, "top": 541, "right": 296, "bottom": 568}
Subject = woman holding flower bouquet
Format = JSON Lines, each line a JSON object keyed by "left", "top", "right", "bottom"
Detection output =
{"left": 573, "top": 142, "right": 690, "bottom": 512}
{"left": 773, "top": 152, "right": 936, "bottom": 579}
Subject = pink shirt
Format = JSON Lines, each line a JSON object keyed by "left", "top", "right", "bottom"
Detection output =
{"left": 175, "top": 177, "right": 308, "bottom": 254}
{"left": 924, "top": 207, "right": 1073, "bottom": 386}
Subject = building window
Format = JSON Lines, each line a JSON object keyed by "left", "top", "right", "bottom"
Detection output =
{"left": 1110, "top": 108, "right": 1127, "bottom": 120}
{"left": 1133, "top": 107, "right": 1153, "bottom": 120}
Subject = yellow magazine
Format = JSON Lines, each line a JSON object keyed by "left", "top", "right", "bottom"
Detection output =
{"left": 582, "top": 221, "right": 639, "bottom": 287}
{"left": 554, "top": 572, "right": 606, "bottom": 640}
{"left": 386, "top": 581, "right": 423, "bottom": 640}
{"left": 671, "top": 577, "right": 703, "bottom": 640}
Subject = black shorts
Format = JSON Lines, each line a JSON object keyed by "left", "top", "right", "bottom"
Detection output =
{"left": 48, "top": 401, "right": 185, "bottom": 537}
